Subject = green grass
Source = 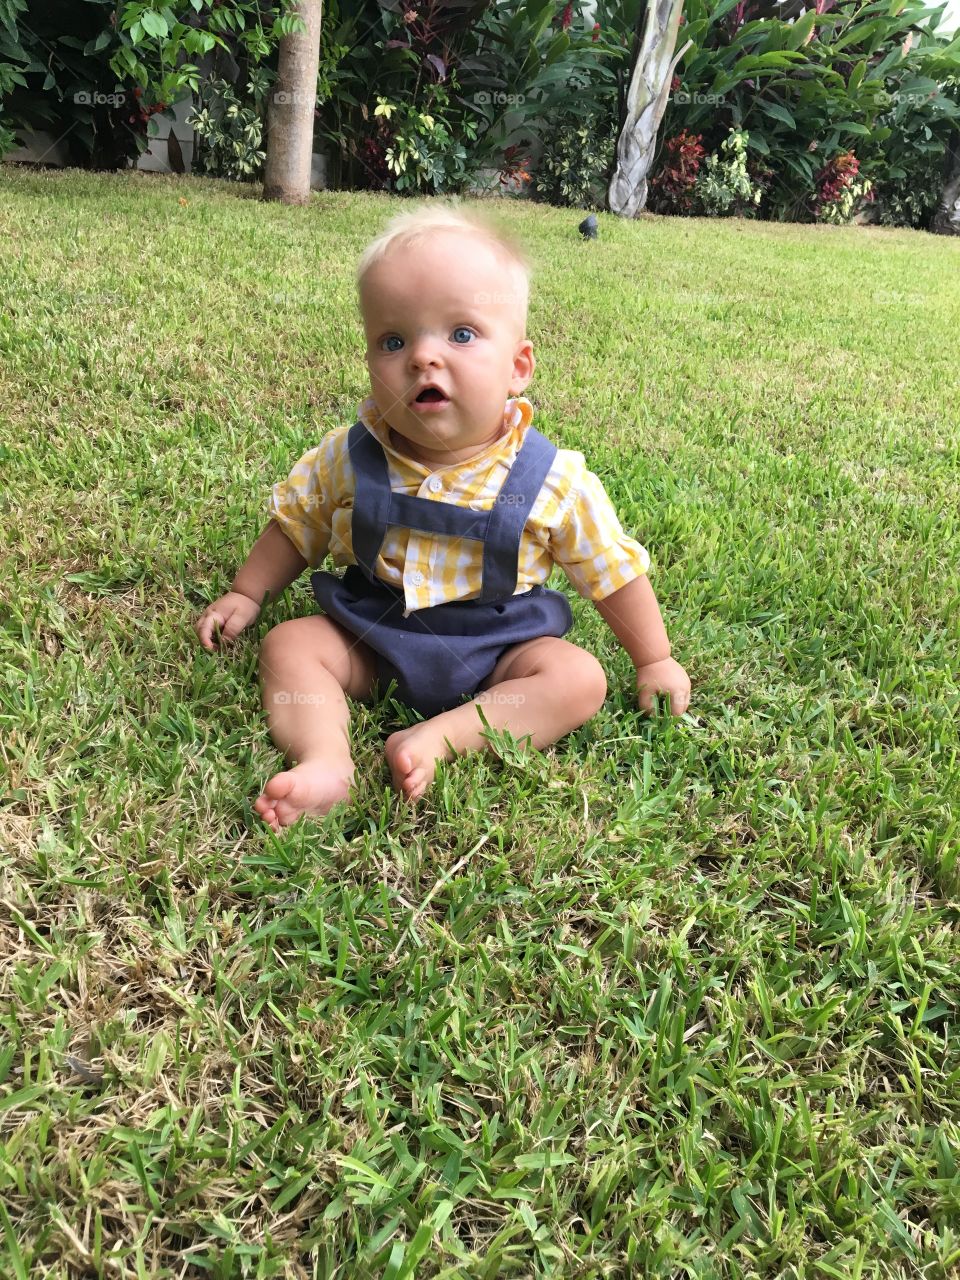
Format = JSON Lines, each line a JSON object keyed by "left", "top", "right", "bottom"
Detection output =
{"left": 1, "top": 166, "right": 959, "bottom": 1279}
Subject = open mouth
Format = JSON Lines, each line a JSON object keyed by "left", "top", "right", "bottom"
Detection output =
{"left": 412, "top": 386, "right": 450, "bottom": 407}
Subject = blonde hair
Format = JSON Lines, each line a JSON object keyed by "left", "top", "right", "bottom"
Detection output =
{"left": 356, "top": 200, "right": 531, "bottom": 338}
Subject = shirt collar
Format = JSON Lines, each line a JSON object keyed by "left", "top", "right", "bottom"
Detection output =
{"left": 356, "top": 395, "right": 534, "bottom": 469}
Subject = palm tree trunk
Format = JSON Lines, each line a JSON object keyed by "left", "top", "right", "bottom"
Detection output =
{"left": 932, "top": 139, "right": 960, "bottom": 236}
{"left": 608, "top": 0, "right": 689, "bottom": 217}
{"left": 262, "top": 0, "right": 323, "bottom": 205}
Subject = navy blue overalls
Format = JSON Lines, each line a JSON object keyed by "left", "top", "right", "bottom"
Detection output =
{"left": 311, "top": 419, "right": 573, "bottom": 718}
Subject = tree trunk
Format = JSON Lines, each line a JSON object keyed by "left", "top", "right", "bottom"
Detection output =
{"left": 608, "top": 0, "right": 689, "bottom": 218}
{"left": 932, "top": 139, "right": 960, "bottom": 236}
{"left": 262, "top": 0, "right": 323, "bottom": 205}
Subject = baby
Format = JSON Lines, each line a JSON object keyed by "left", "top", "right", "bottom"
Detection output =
{"left": 194, "top": 204, "right": 691, "bottom": 832}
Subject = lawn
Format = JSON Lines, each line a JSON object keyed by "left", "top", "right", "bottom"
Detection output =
{"left": 1, "top": 166, "right": 959, "bottom": 1279}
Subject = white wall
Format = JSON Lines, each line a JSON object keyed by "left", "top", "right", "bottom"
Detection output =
{"left": 137, "top": 95, "right": 196, "bottom": 174}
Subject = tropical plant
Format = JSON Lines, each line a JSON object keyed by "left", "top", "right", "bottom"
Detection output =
{"left": 188, "top": 72, "right": 272, "bottom": 181}
{"left": 871, "top": 73, "right": 960, "bottom": 226}
{"left": 0, "top": 0, "right": 157, "bottom": 168}
{"left": 109, "top": 1, "right": 304, "bottom": 106}
{"left": 693, "top": 125, "right": 764, "bottom": 213}
{"left": 530, "top": 102, "right": 619, "bottom": 208}
{"left": 315, "top": 0, "right": 629, "bottom": 194}
{"left": 0, "top": 1, "right": 301, "bottom": 168}
{"left": 648, "top": 128, "right": 706, "bottom": 212}
{"left": 656, "top": 0, "right": 960, "bottom": 220}
{"left": 813, "top": 148, "right": 874, "bottom": 220}
{"left": 372, "top": 85, "right": 477, "bottom": 194}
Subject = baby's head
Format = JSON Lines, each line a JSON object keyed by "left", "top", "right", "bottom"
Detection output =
{"left": 356, "top": 202, "right": 535, "bottom": 464}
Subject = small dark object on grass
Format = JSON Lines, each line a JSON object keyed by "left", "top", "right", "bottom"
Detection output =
{"left": 578, "top": 214, "right": 598, "bottom": 239}
{"left": 65, "top": 1055, "right": 104, "bottom": 1083}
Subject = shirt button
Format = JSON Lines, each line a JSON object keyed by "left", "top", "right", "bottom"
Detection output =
{"left": 411, "top": 570, "right": 425, "bottom": 586}
{"left": 427, "top": 475, "right": 443, "bottom": 494}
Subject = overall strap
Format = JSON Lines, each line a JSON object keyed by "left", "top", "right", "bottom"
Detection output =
{"left": 347, "top": 422, "right": 392, "bottom": 583}
{"left": 478, "top": 425, "right": 558, "bottom": 602}
{"left": 347, "top": 420, "right": 558, "bottom": 601}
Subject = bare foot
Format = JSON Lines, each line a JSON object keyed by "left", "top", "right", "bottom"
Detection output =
{"left": 254, "top": 756, "right": 355, "bottom": 833}
{"left": 384, "top": 721, "right": 454, "bottom": 801}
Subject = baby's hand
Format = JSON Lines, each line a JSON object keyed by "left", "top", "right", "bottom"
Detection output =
{"left": 194, "top": 591, "right": 261, "bottom": 651}
{"left": 635, "top": 657, "right": 691, "bottom": 717}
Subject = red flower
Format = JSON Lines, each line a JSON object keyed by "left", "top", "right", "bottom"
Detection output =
{"left": 592, "top": 21, "right": 600, "bottom": 41}
{"left": 670, "top": 74, "right": 680, "bottom": 93}
{"left": 560, "top": 1, "right": 573, "bottom": 30}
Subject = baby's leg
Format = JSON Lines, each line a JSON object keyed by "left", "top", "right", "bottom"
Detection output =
{"left": 254, "top": 616, "right": 376, "bottom": 832}
{"left": 385, "top": 637, "right": 607, "bottom": 800}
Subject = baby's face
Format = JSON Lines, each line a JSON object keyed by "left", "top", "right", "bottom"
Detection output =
{"left": 359, "top": 231, "right": 534, "bottom": 465}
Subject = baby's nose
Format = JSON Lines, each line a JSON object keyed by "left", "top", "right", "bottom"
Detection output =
{"left": 408, "top": 335, "right": 443, "bottom": 367}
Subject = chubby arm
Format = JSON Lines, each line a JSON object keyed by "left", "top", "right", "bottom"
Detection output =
{"left": 541, "top": 453, "right": 690, "bottom": 714}
{"left": 595, "top": 574, "right": 691, "bottom": 717}
{"left": 194, "top": 520, "right": 308, "bottom": 651}
{"left": 232, "top": 519, "right": 308, "bottom": 606}
{"left": 594, "top": 573, "right": 670, "bottom": 668}
{"left": 195, "top": 434, "right": 339, "bottom": 652}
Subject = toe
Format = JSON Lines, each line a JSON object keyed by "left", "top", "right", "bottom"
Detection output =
{"left": 265, "top": 770, "right": 297, "bottom": 803}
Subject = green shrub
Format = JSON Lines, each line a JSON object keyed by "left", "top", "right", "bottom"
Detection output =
{"left": 188, "top": 74, "right": 271, "bottom": 182}
{"left": 373, "top": 85, "right": 477, "bottom": 195}
{"left": 317, "top": 0, "right": 627, "bottom": 195}
{"left": 531, "top": 109, "right": 617, "bottom": 209}
{"left": 693, "top": 127, "right": 764, "bottom": 216}
{"left": 656, "top": 0, "right": 960, "bottom": 222}
{"left": 871, "top": 77, "right": 960, "bottom": 227}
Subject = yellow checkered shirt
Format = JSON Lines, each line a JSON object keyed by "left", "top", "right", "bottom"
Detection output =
{"left": 269, "top": 396, "right": 650, "bottom": 615}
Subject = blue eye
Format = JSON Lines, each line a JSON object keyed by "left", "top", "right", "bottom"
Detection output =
{"left": 452, "top": 327, "right": 475, "bottom": 344}
{"left": 380, "top": 335, "right": 403, "bottom": 352}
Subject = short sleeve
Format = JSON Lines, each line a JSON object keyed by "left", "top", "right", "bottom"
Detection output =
{"left": 267, "top": 428, "right": 349, "bottom": 567}
{"left": 546, "top": 460, "right": 650, "bottom": 601}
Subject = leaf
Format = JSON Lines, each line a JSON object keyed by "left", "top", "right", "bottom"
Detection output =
{"left": 0, "top": 1201, "right": 28, "bottom": 1280}
{"left": 140, "top": 11, "right": 169, "bottom": 40}
{"left": 761, "top": 101, "right": 796, "bottom": 128}
{"left": 167, "top": 128, "right": 185, "bottom": 174}
{"left": 708, "top": 0, "right": 744, "bottom": 26}
{"left": 832, "top": 19, "right": 885, "bottom": 52}
{"left": 785, "top": 11, "right": 818, "bottom": 50}
{"left": 272, "top": 1170, "right": 313, "bottom": 1213}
